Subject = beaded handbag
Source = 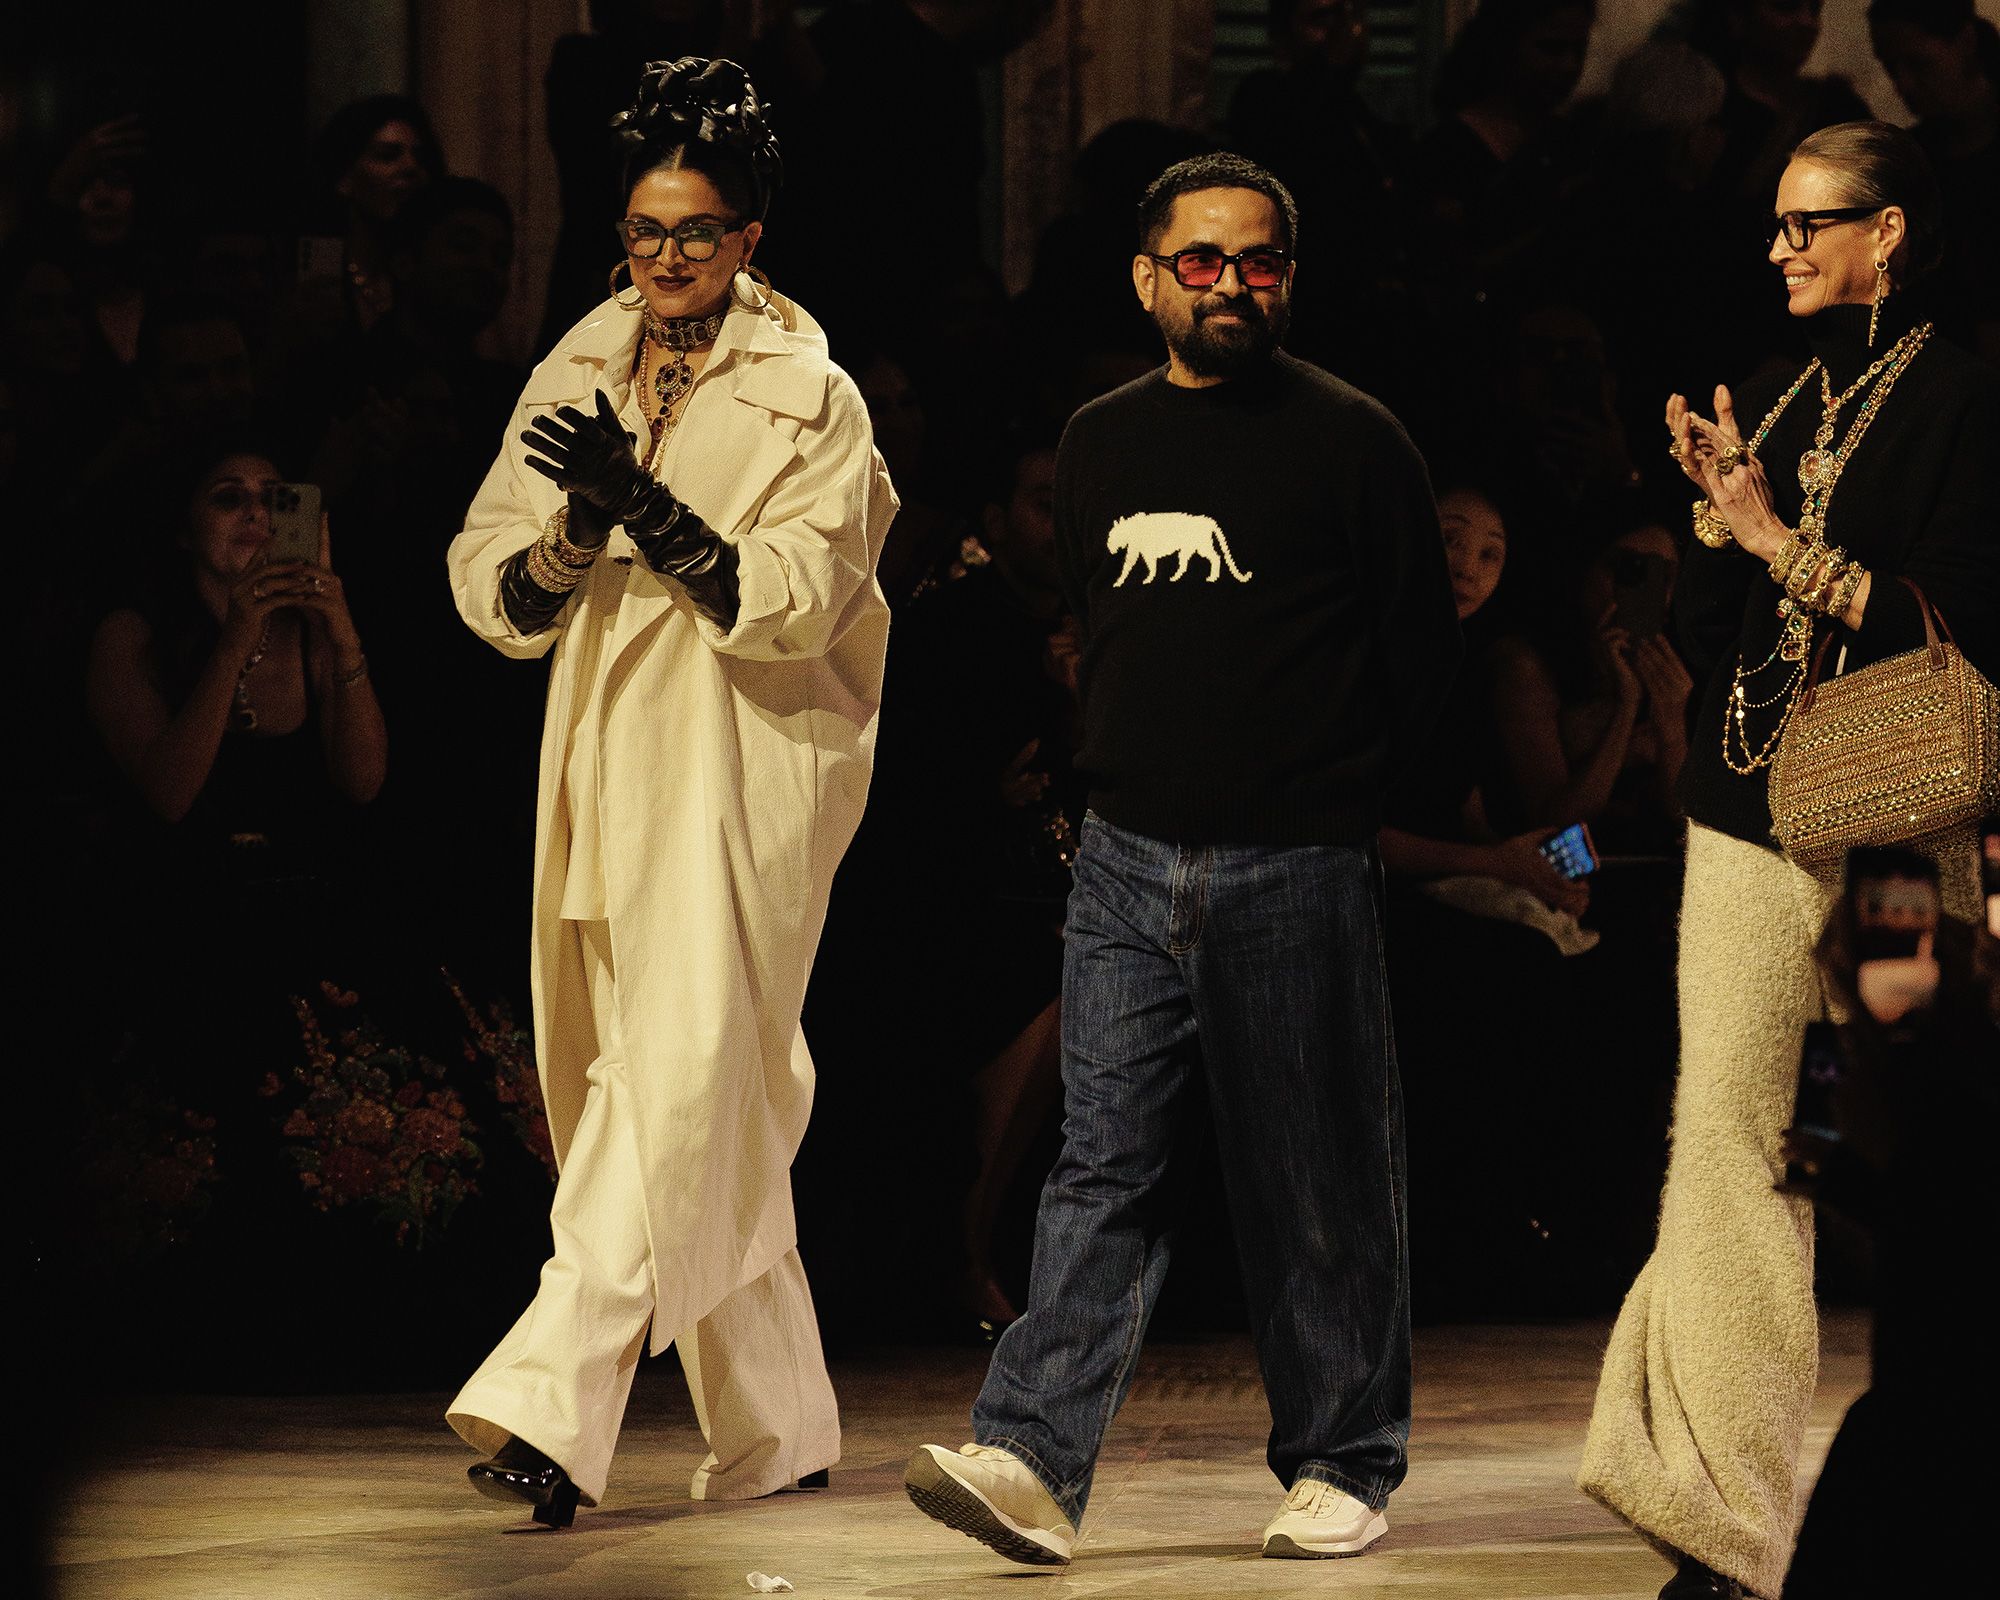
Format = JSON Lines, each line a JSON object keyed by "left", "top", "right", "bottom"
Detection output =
{"left": 1769, "top": 579, "right": 2000, "bottom": 871}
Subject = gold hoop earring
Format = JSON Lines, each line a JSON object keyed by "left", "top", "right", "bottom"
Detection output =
{"left": 609, "top": 259, "right": 646, "bottom": 309}
{"left": 732, "top": 263, "right": 775, "bottom": 313}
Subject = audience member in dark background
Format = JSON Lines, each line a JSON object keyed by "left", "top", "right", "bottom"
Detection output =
{"left": 1868, "top": 0, "right": 2000, "bottom": 358}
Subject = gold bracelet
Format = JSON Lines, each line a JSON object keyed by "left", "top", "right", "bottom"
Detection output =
{"left": 1768, "top": 527, "right": 1815, "bottom": 585}
{"left": 1823, "top": 561, "right": 1867, "bottom": 620}
{"left": 545, "top": 505, "right": 600, "bottom": 569}
{"left": 1785, "top": 539, "right": 1829, "bottom": 599}
{"left": 524, "top": 538, "right": 586, "bottom": 594}
{"left": 1798, "top": 545, "right": 1847, "bottom": 610}
{"left": 1691, "top": 499, "right": 1734, "bottom": 550}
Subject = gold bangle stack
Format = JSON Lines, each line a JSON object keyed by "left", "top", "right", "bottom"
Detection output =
{"left": 1797, "top": 545, "right": 1847, "bottom": 608}
{"left": 1690, "top": 498, "right": 1734, "bottom": 549}
{"left": 1772, "top": 532, "right": 1868, "bottom": 620}
{"left": 523, "top": 506, "right": 600, "bottom": 594}
{"left": 1768, "top": 527, "right": 1817, "bottom": 587}
{"left": 1822, "top": 561, "right": 1868, "bottom": 620}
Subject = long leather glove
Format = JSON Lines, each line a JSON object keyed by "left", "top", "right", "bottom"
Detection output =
{"left": 520, "top": 390, "right": 740, "bottom": 628}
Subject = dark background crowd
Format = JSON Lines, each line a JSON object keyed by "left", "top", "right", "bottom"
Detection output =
{"left": 10, "top": 0, "right": 1997, "bottom": 1393}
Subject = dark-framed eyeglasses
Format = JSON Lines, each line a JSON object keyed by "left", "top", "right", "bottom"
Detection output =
{"left": 1766, "top": 207, "right": 1881, "bottom": 251}
{"left": 616, "top": 216, "right": 744, "bottom": 262}
{"left": 1148, "top": 246, "right": 1291, "bottom": 290}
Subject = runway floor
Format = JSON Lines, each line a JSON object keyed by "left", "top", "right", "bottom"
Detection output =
{"left": 48, "top": 1315, "right": 1866, "bottom": 1599}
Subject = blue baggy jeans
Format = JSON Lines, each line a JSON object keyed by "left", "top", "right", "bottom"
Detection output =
{"left": 972, "top": 813, "right": 1411, "bottom": 1524}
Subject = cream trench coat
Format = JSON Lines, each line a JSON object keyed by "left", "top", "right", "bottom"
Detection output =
{"left": 449, "top": 279, "right": 894, "bottom": 1354}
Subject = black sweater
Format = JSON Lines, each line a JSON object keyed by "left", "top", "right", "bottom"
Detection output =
{"left": 1053, "top": 354, "right": 1461, "bottom": 845}
{"left": 1676, "top": 298, "right": 2000, "bottom": 849}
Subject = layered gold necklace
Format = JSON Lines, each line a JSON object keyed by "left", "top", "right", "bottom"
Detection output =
{"left": 1720, "top": 320, "right": 1933, "bottom": 775}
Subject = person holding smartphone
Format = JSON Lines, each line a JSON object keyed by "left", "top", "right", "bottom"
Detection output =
{"left": 86, "top": 438, "right": 385, "bottom": 833}
{"left": 1580, "top": 121, "right": 2000, "bottom": 1600}
{"left": 443, "top": 58, "right": 894, "bottom": 1529}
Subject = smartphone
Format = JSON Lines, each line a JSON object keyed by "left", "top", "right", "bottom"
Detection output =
{"left": 265, "top": 482, "right": 321, "bottom": 566}
{"left": 1790, "top": 1021, "right": 1846, "bottom": 1145}
{"left": 1539, "top": 822, "right": 1599, "bottom": 880}
{"left": 1609, "top": 549, "right": 1673, "bottom": 642}
{"left": 1846, "top": 846, "right": 1940, "bottom": 965}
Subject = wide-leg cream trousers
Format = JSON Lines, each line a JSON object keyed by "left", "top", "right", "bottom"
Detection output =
{"left": 447, "top": 920, "right": 840, "bottom": 1506}
{"left": 1579, "top": 824, "right": 1839, "bottom": 1598}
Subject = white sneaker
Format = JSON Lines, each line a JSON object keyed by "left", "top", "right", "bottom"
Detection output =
{"left": 1261, "top": 1478, "right": 1388, "bottom": 1558}
{"left": 904, "top": 1443, "right": 1075, "bottom": 1566}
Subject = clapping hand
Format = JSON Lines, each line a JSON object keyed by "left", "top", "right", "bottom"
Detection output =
{"left": 521, "top": 390, "right": 645, "bottom": 546}
{"left": 1667, "top": 386, "right": 1787, "bottom": 561}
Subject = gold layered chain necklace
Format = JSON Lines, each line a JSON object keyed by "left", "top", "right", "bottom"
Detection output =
{"left": 1720, "top": 321, "right": 1933, "bottom": 775}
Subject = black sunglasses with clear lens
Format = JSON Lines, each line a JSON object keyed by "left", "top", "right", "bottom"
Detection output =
{"left": 1766, "top": 206, "right": 1881, "bottom": 251}
{"left": 1149, "top": 247, "right": 1290, "bottom": 290}
{"left": 617, "top": 216, "right": 743, "bottom": 262}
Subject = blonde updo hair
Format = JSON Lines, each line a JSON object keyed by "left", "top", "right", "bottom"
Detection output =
{"left": 1790, "top": 120, "right": 1944, "bottom": 285}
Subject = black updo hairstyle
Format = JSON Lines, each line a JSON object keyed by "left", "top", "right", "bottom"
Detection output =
{"left": 612, "top": 57, "right": 783, "bottom": 223}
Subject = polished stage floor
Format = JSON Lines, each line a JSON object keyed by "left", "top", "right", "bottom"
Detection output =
{"left": 48, "top": 1315, "right": 1865, "bottom": 1599}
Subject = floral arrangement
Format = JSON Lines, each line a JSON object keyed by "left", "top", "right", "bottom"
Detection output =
{"left": 72, "top": 1070, "right": 219, "bottom": 1255}
{"left": 263, "top": 982, "right": 482, "bottom": 1247}
{"left": 446, "top": 972, "right": 558, "bottom": 1184}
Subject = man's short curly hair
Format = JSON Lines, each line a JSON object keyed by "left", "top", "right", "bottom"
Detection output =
{"left": 1135, "top": 152, "right": 1299, "bottom": 255}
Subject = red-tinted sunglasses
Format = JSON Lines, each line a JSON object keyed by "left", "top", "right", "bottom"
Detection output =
{"left": 1148, "top": 246, "right": 1290, "bottom": 289}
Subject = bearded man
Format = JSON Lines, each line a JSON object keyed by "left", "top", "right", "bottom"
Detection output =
{"left": 903, "top": 152, "right": 1462, "bottom": 1567}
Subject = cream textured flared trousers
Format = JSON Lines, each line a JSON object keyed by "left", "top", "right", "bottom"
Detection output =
{"left": 447, "top": 920, "right": 840, "bottom": 1505}
{"left": 1579, "top": 824, "right": 1839, "bottom": 1598}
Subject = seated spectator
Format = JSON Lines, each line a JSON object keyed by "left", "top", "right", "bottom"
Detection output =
{"left": 1456, "top": 296, "right": 1644, "bottom": 542}
{"left": 845, "top": 339, "right": 975, "bottom": 603}
{"left": 803, "top": 426, "right": 1081, "bottom": 1339}
{"left": 1485, "top": 501, "right": 1692, "bottom": 855}
{"left": 1405, "top": 0, "right": 1597, "bottom": 320}
{"left": 85, "top": 436, "right": 385, "bottom": 841}
{"left": 34, "top": 112, "right": 156, "bottom": 368}
{"left": 1380, "top": 484, "right": 1587, "bottom": 922}
{"left": 1224, "top": 0, "right": 1417, "bottom": 394}
{"left": 1380, "top": 483, "right": 1610, "bottom": 1316}
{"left": 1678, "top": 0, "right": 1869, "bottom": 207}
{"left": 297, "top": 95, "right": 446, "bottom": 336}
{"left": 1564, "top": 42, "right": 1757, "bottom": 442}
{"left": 1868, "top": 0, "right": 2000, "bottom": 358}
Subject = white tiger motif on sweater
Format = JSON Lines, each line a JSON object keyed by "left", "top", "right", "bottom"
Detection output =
{"left": 1105, "top": 511, "right": 1254, "bottom": 586}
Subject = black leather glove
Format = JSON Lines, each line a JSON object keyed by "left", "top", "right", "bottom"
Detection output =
{"left": 521, "top": 390, "right": 673, "bottom": 539}
{"left": 521, "top": 389, "right": 740, "bottom": 628}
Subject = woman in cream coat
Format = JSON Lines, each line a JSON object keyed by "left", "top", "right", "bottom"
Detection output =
{"left": 442, "top": 59, "right": 893, "bottom": 1528}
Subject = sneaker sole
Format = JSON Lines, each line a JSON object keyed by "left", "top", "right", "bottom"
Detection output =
{"left": 1262, "top": 1513, "right": 1389, "bottom": 1559}
{"left": 903, "top": 1449, "right": 1070, "bottom": 1567}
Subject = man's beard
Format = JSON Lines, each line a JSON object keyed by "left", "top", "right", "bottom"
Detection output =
{"left": 1163, "top": 291, "right": 1290, "bottom": 378}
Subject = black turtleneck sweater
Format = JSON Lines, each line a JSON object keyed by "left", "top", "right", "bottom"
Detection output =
{"left": 1676, "top": 297, "right": 2000, "bottom": 849}
{"left": 1053, "top": 354, "right": 1461, "bottom": 845}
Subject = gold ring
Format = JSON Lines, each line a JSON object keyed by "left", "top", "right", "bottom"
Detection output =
{"left": 252, "top": 584, "right": 265, "bottom": 600}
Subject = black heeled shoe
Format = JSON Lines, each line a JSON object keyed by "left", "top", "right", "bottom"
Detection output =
{"left": 797, "top": 1469, "right": 829, "bottom": 1489}
{"left": 1659, "top": 1554, "right": 1745, "bottom": 1598}
{"left": 468, "top": 1437, "right": 582, "bottom": 1529}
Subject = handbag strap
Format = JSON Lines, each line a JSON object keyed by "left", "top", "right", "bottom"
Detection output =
{"left": 1796, "top": 576, "right": 1951, "bottom": 713}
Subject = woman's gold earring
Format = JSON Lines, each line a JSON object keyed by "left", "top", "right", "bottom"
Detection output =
{"left": 733, "top": 263, "right": 775, "bottom": 312}
{"left": 609, "top": 259, "right": 646, "bottom": 309}
{"left": 1868, "top": 259, "right": 1889, "bottom": 348}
